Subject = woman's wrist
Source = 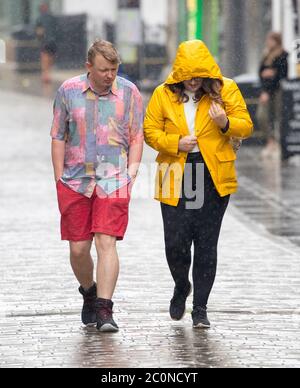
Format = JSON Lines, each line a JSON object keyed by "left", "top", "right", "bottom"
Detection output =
{"left": 221, "top": 119, "right": 230, "bottom": 134}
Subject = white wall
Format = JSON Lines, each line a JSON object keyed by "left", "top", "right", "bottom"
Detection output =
{"left": 62, "top": 0, "right": 168, "bottom": 46}
{"left": 62, "top": 0, "right": 168, "bottom": 25}
{"left": 62, "top": 0, "right": 118, "bottom": 22}
{"left": 141, "top": 0, "right": 168, "bottom": 26}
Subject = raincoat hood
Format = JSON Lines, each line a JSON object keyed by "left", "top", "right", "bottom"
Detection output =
{"left": 165, "top": 40, "right": 223, "bottom": 85}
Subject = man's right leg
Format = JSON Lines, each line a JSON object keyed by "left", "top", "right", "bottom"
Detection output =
{"left": 70, "top": 241, "right": 94, "bottom": 291}
{"left": 56, "top": 181, "right": 96, "bottom": 326}
{"left": 70, "top": 241, "right": 97, "bottom": 327}
{"left": 41, "top": 52, "right": 53, "bottom": 83}
{"left": 161, "top": 201, "right": 193, "bottom": 321}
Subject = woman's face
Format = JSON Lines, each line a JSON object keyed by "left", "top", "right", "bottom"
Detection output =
{"left": 266, "top": 37, "right": 278, "bottom": 51}
{"left": 183, "top": 78, "right": 203, "bottom": 93}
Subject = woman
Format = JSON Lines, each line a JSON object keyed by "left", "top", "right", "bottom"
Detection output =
{"left": 144, "top": 40, "right": 253, "bottom": 329}
{"left": 258, "top": 32, "right": 288, "bottom": 158}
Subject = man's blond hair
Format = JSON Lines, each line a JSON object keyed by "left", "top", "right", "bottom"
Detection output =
{"left": 87, "top": 39, "right": 121, "bottom": 65}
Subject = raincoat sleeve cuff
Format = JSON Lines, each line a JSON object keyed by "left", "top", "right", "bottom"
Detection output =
{"left": 221, "top": 119, "right": 230, "bottom": 134}
{"left": 225, "top": 117, "right": 254, "bottom": 139}
{"left": 167, "top": 134, "right": 181, "bottom": 156}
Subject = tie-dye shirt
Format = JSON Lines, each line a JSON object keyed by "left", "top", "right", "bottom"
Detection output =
{"left": 51, "top": 74, "right": 144, "bottom": 197}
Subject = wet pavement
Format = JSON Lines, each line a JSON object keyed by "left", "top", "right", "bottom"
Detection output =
{"left": 0, "top": 85, "right": 300, "bottom": 368}
{"left": 233, "top": 147, "right": 300, "bottom": 247}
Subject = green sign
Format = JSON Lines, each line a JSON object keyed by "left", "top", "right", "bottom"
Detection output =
{"left": 178, "top": 0, "right": 188, "bottom": 42}
{"left": 178, "top": 0, "right": 220, "bottom": 59}
{"left": 210, "top": 0, "right": 219, "bottom": 57}
{"left": 187, "top": 0, "right": 203, "bottom": 40}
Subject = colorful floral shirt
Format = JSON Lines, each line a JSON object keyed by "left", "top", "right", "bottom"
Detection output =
{"left": 51, "top": 74, "right": 144, "bottom": 197}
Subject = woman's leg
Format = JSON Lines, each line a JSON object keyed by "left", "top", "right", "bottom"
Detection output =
{"left": 161, "top": 201, "right": 193, "bottom": 293}
{"left": 257, "top": 100, "right": 271, "bottom": 141}
{"left": 273, "top": 90, "right": 282, "bottom": 143}
{"left": 259, "top": 94, "right": 281, "bottom": 157}
{"left": 192, "top": 170, "right": 230, "bottom": 310}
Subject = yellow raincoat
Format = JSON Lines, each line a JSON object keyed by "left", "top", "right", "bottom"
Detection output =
{"left": 144, "top": 40, "right": 253, "bottom": 207}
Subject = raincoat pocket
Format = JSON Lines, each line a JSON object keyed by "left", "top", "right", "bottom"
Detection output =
{"left": 215, "top": 150, "right": 237, "bottom": 184}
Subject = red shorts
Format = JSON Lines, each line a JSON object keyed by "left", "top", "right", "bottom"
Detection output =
{"left": 56, "top": 181, "right": 130, "bottom": 242}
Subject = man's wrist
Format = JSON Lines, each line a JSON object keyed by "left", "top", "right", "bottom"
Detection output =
{"left": 55, "top": 172, "right": 63, "bottom": 183}
{"left": 129, "top": 171, "right": 138, "bottom": 180}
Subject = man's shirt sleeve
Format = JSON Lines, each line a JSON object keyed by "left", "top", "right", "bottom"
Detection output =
{"left": 129, "top": 86, "right": 144, "bottom": 146}
{"left": 51, "top": 87, "right": 69, "bottom": 141}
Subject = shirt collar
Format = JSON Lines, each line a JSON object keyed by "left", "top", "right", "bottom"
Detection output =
{"left": 82, "top": 74, "right": 118, "bottom": 96}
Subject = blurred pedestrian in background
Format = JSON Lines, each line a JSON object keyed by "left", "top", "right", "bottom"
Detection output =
{"left": 144, "top": 40, "right": 253, "bottom": 330}
{"left": 257, "top": 32, "right": 288, "bottom": 159}
{"left": 35, "top": 3, "right": 57, "bottom": 84}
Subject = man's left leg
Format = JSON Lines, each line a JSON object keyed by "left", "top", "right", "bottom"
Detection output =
{"left": 95, "top": 234, "right": 119, "bottom": 300}
{"left": 41, "top": 52, "right": 54, "bottom": 83}
{"left": 91, "top": 185, "right": 130, "bottom": 333}
{"left": 94, "top": 233, "right": 120, "bottom": 332}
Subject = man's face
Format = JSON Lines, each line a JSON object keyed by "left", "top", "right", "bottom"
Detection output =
{"left": 183, "top": 78, "right": 203, "bottom": 93}
{"left": 86, "top": 54, "right": 119, "bottom": 92}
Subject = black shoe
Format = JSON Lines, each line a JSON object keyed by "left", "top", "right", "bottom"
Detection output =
{"left": 192, "top": 307, "right": 211, "bottom": 329}
{"left": 79, "top": 283, "right": 97, "bottom": 327}
{"left": 170, "top": 282, "right": 192, "bottom": 321}
{"left": 96, "top": 298, "right": 119, "bottom": 333}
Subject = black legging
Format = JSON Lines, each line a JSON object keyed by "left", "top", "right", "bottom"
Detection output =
{"left": 161, "top": 152, "right": 230, "bottom": 310}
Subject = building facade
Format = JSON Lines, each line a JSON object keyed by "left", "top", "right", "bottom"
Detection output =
{"left": 1, "top": 0, "right": 299, "bottom": 78}
{"left": 0, "top": 0, "right": 62, "bottom": 36}
{"left": 176, "top": 0, "right": 300, "bottom": 78}
{"left": 0, "top": 0, "right": 168, "bottom": 38}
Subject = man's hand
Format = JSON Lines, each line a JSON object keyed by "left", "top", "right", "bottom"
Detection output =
{"left": 209, "top": 102, "right": 228, "bottom": 129}
{"left": 51, "top": 139, "right": 65, "bottom": 184}
{"left": 259, "top": 92, "right": 270, "bottom": 105}
{"left": 128, "top": 172, "right": 137, "bottom": 187}
{"left": 178, "top": 136, "right": 198, "bottom": 153}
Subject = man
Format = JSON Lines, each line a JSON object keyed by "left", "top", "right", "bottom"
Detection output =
{"left": 36, "top": 3, "right": 57, "bottom": 83}
{"left": 51, "top": 40, "right": 144, "bottom": 332}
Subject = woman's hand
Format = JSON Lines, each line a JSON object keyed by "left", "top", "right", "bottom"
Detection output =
{"left": 261, "top": 69, "right": 276, "bottom": 79}
{"left": 259, "top": 92, "right": 270, "bottom": 105}
{"left": 178, "top": 136, "right": 198, "bottom": 152}
{"left": 209, "top": 102, "right": 229, "bottom": 129}
{"left": 230, "top": 137, "right": 243, "bottom": 152}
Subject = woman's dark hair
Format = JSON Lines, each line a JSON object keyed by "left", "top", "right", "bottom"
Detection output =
{"left": 167, "top": 78, "right": 224, "bottom": 106}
